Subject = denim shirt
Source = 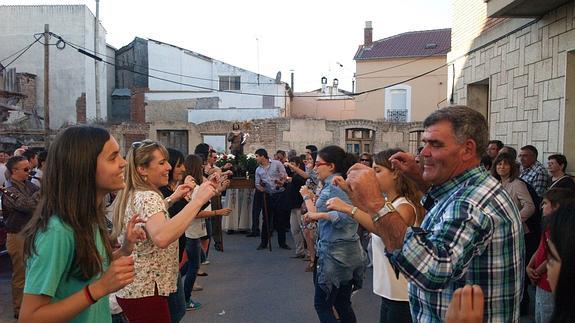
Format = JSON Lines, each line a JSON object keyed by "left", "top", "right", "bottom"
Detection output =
{"left": 314, "top": 173, "right": 366, "bottom": 295}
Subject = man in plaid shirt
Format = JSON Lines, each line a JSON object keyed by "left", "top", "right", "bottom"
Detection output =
{"left": 519, "top": 145, "right": 551, "bottom": 197}
{"left": 344, "top": 106, "right": 524, "bottom": 322}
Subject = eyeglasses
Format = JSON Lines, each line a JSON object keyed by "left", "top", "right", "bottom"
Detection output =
{"left": 314, "top": 161, "right": 331, "bottom": 167}
{"left": 360, "top": 159, "right": 372, "bottom": 162}
{"left": 131, "top": 139, "right": 157, "bottom": 150}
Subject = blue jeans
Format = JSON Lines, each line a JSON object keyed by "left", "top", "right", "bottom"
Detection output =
{"left": 183, "top": 238, "right": 201, "bottom": 302}
{"left": 313, "top": 269, "right": 356, "bottom": 323}
{"left": 379, "top": 297, "right": 412, "bottom": 323}
{"left": 535, "top": 286, "right": 554, "bottom": 323}
{"left": 167, "top": 273, "right": 185, "bottom": 322}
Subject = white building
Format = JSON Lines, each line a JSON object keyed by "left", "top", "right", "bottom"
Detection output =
{"left": 114, "top": 38, "right": 290, "bottom": 124}
{"left": 0, "top": 5, "right": 108, "bottom": 128}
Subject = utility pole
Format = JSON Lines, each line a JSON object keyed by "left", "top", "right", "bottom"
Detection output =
{"left": 44, "top": 24, "right": 50, "bottom": 148}
{"left": 94, "top": 0, "right": 101, "bottom": 121}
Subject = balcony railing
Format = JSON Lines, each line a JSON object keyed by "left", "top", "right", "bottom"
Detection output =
{"left": 386, "top": 109, "right": 408, "bottom": 122}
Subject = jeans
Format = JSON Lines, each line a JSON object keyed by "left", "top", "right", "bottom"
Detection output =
{"left": 535, "top": 286, "right": 554, "bottom": 323}
{"left": 313, "top": 268, "right": 356, "bottom": 323}
{"left": 379, "top": 297, "right": 412, "bottom": 323}
{"left": 167, "top": 273, "right": 185, "bottom": 322}
{"left": 183, "top": 238, "right": 201, "bottom": 302}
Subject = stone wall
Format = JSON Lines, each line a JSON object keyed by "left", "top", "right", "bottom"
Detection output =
{"left": 449, "top": 1, "right": 575, "bottom": 171}
{"left": 109, "top": 118, "right": 421, "bottom": 157}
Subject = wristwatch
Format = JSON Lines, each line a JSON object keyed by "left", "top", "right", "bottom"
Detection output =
{"left": 372, "top": 202, "right": 396, "bottom": 223}
{"left": 165, "top": 197, "right": 173, "bottom": 205}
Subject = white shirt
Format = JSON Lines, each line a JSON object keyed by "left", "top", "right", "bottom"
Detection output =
{"left": 185, "top": 185, "right": 208, "bottom": 239}
{"left": 372, "top": 197, "right": 416, "bottom": 301}
{"left": 0, "top": 163, "right": 7, "bottom": 187}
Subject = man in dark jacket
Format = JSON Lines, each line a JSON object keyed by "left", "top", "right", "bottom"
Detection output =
{"left": 2, "top": 155, "right": 40, "bottom": 319}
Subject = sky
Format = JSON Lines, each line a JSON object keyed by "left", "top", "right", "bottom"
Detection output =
{"left": 4, "top": 0, "right": 451, "bottom": 92}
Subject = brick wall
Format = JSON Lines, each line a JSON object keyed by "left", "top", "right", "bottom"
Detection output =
{"left": 76, "top": 92, "right": 86, "bottom": 124}
{"left": 17, "top": 73, "right": 36, "bottom": 112}
{"left": 130, "top": 87, "right": 148, "bottom": 123}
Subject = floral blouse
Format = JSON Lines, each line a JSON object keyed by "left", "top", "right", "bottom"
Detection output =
{"left": 116, "top": 190, "right": 179, "bottom": 298}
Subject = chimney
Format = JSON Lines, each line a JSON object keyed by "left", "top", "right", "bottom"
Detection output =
{"left": 364, "top": 21, "right": 373, "bottom": 46}
{"left": 321, "top": 76, "right": 328, "bottom": 94}
{"left": 333, "top": 78, "right": 339, "bottom": 96}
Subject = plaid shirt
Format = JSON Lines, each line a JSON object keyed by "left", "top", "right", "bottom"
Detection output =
{"left": 520, "top": 160, "right": 551, "bottom": 197}
{"left": 387, "top": 166, "right": 524, "bottom": 322}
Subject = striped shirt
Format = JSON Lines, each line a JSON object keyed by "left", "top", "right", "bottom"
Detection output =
{"left": 387, "top": 166, "right": 524, "bottom": 322}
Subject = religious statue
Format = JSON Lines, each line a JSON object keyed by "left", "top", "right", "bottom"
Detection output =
{"left": 227, "top": 122, "right": 249, "bottom": 156}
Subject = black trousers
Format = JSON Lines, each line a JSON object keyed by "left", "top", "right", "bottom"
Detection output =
{"left": 260, "top": 191, "right": 290, "bottom": 247}
{"left": 252, "top": 190, "right": 264, "bottom": 233}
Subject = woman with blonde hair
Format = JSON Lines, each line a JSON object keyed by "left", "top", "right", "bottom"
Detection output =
{"left": 327, "top": 148, "right": 425, "bottom": 323}
{"left": 112, "top": 140, "right": 217, "bottom": 323}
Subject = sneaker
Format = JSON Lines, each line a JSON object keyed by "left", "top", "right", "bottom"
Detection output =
{"left": 186, "top": 299, "right": 201, "bottom": 311}
{"left": 201, "top": 260, "right": 210, "bottom": 265}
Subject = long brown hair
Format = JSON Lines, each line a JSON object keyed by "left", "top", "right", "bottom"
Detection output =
{"left": 373, "top": 149, "right": 426, "bottom": 226}
{"left": 112, "top": 140, "right": 168, "bottom": 240}
{"left": 23, "top": 126, "right": 113, "bottom": 280}
{"left": 184, "top": 154, "right": 205, "bottom": 185}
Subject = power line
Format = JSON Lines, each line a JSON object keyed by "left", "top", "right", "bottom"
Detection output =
{"left": 354, "top": 47, "right": 449, "bottom": 77}
{"left": 60, "top": 36, "right": 282, "bottom": 86}
{"left": 51, "top": 31, "right": 451, "bottom": 99}
{"left": 0, "top": 36, "right": 42, "bottom": 71}
{"left": 62, "top": 34, "right": 451, "bottom": 89}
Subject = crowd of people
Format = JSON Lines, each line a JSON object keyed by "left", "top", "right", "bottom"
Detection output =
{"left": 1, "top": 104, "right": 574, "bottom": 322}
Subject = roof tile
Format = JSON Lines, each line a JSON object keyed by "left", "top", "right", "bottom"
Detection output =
{"left": 354, "top": 28, "right": 451, "bottom": 60}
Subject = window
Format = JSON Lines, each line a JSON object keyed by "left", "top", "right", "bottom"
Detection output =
{"left": 262, "top": 95, "right": 275, "bottom": 108}
{"left": 219, "top": 76, "right": 241, "bottom": 91}
{"left": 409, "top": 130, "right": 424, "bottom": 155}
{"left": 157, "top": 130, "right": 188, "bottom": 155}
{"left": 345, "top": 128, "right": 374, "bottom": 154}
{"left": 202, "top": 135, "right": 227, "bottom": 153}
{"left": 385, "top": 84, "right": 411, "bottom": 122}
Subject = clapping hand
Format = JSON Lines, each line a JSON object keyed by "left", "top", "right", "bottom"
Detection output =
{"left": 299, "top": 186, "right": 314, "bottom": 200}
{"left": 325, "top": 197, "right": 352, "bottom": 215}
{"left": 90, "top": 256, "right": 135, "bottom": 300}
{"left": 445, "top": 285, "right": 484, "bottom": 323}
{"left": 346, "top": 163, "right": 385, "bottom": 214}
{"left": 123, "top": 214, "right": 146, "bottom": 243}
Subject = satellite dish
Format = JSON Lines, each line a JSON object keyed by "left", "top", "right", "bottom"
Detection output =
{"left": 275, "top": 71, "right": 282, "bottom": 83}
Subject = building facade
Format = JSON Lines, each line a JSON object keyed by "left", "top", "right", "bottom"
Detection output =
{"left": 448, "top": 0, "right": 574, "bottom": 172}
{"left": 0, "top": 5, "right": 109, "bottom": 128}
{"left": 113, "top": 37, "right": 290, "bottom": 125}
{"left": 354, "top": 22, "right": 451, "bottom": 122}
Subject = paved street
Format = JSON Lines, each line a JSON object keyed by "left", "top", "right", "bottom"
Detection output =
{"left": 0, "top": 233, "right": 380, "bottom": 323}
{"left": 0, "top": 232, "right": 537, "bottom": 322}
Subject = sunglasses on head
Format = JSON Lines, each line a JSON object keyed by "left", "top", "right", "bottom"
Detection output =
{"left": 131, "top": 139, "right": 157, "bottom": 150}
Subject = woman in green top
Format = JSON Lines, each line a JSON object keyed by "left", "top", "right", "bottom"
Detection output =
{"left": 19, "top": 126, "right": 145, "bottom": 323}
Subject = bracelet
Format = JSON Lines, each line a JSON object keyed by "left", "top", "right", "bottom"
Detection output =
{"left": 350, "top": 206, "right": 358, "bottom": 218}
{"left": 84, "top": 285, "right": 97, "bottom": 304}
